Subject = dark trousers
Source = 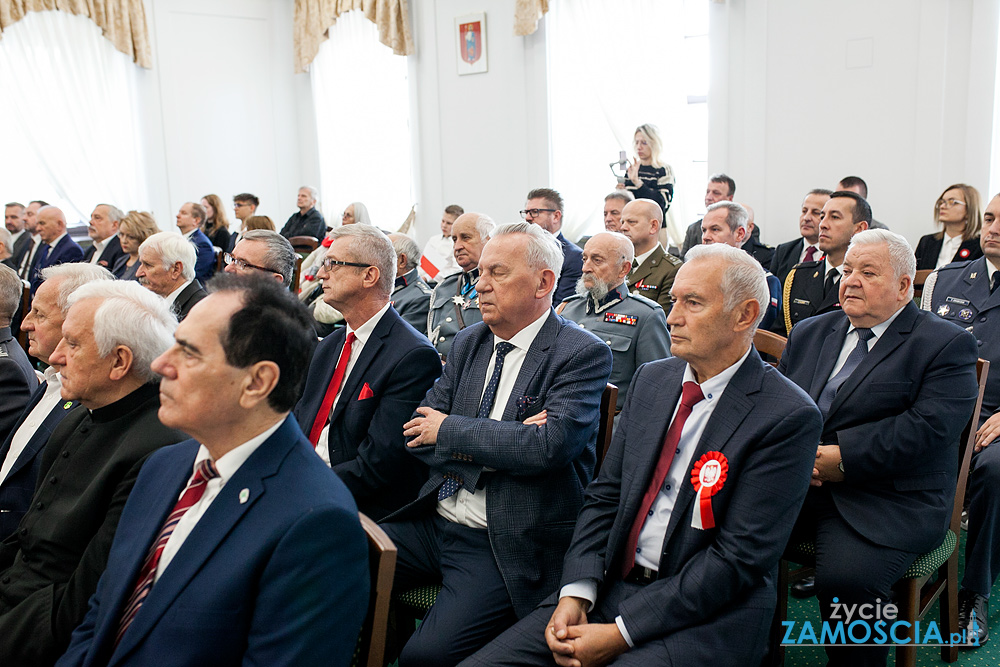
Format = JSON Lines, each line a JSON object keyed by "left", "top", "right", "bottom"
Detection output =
{"left": 791, "top": 487, "right": 918, "bottom": 667}
{"left": 382, "top": 514, "right": 517, "bottom": 667}
{"left": 963, "top": 444, "right": 1000, "bottom": 597}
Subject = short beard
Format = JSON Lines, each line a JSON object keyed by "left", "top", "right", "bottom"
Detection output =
{"left": 576, "top": 273, "right": 612, "bottom": 302}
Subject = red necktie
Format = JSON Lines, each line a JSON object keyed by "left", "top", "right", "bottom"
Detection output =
{"left": 622, "top": 381, "right": 705, "bottom": 576}
{"left": 803, "top": 245, "right": 818, "bottom": 263}
{"left": 116, "top": 459, "right": 220, "bottom": 646}
{"left": 308, "top": 332, "right": 356, "bottom": 445}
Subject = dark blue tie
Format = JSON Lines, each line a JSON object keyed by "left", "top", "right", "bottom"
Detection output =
{"left": 438, "top": 341, "right": 516, "bottom": 501}
{"left": 35, "top": 243, "right": 51, "bottom": 269}
{"left": 817, "top": 328, "right": 874, "bottom": 417}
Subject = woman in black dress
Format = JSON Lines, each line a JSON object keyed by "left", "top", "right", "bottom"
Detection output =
{"left": 914, "top": 183, "right": 983, "bottom": 270}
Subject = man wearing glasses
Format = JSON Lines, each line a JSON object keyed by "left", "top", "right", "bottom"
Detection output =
{"left": 223, "top": 230, "right": 297, "bottom": 285}
{"left": 232, "top": 193, "right": 259, "bottom": 224}
{"left": 522, "top": 188, "right": 583, "bottom": 302}
{"left": 294, "top": 224, "right": 441, "bottom": 520}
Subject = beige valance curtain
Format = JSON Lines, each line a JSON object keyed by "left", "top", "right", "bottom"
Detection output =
{"left": 514, "top": 0, "right": 549, "bottom": 36}
{"left": 0, "top": 0, "right": 151, "bottom": 68}
{"left": 295, "top": 0, "right": 414, "bottom": 74}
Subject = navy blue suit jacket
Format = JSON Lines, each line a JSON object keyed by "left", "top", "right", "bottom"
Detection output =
{"left": 559, "top": 351, "right": 821, "bottom": 659}
{"left": 391, "top": 310, "right": 612, "bottom": 617}
{"left": 187, "top": 229, "right": 215, "bottom": 283}
{"left": 30, "top": 235, "right": 84, "bottom": 293}
{"left": 56, "top": 416, "right": 369, "bottom": 667}
{"left": 0, "top": 381, "right": 77, "bottom": 540}
{"left": 779, "top": 302, "right": 979, "bottom": 553}
{"left": 554, "top": 232, "right": 583, "bottom": 303}
{"left": 294, "top": 307, "right": 442, "bottom": 520}
{"left": 0, "top": 326, "right": 37, "bottom": 445}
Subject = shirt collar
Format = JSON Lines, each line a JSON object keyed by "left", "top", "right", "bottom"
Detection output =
{"left": 682, "top": 344, "right": 753, "bottom": 403}
{"left": 92, "top": 238, "right": 107, "bottom": 254}
{"left": 164, "top": 279, "right": 193, "bottom": 306}
{"left": 346, "top": 301, "right": 392, "bottom": 346}
{"left": 191, "top": 416, "right": 285, "bottom": 484}
{"left": 824, "top": 256, "right": 843, "bottom": 277}
{"left": 494, "top": 308, "right": 550, "bottom": 353}
{"left": 395, "top": 268, "right": 419, "bottom": 289}
{"left": 46, "top": 232, "right": 66, "bottom": 248}
{"left": 985, "top": 258, "right": 1000, "bottom": 278}
{"left": 848, "top": 304, "right": 906, "bottom": 341}
{"left": 89, "top": 382, "right": 159, "bottom": 424}
{"left": 588, "top": 282, "right": 629, "bottom": 314}
{"left": 634, "top": 245, "right": 659, "bottom": 267}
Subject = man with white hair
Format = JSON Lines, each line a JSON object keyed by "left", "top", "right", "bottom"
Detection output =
{"left": 280, "top": 186, "right": 326, "bottom": 240}
{"left": 84, "top": 204, "right": 126, "bottom": 270}
{"left": 0, "top": 227, "right": 15, "bottom": 269}
{"left": 0, "top": 264, "right": 114, "bottom": 541}
{"left": 294, "top": 225, "right": 441, "bottom": 521}
{"left": 383, "top": 222, "right": 613, "bottom": 665}
{"left": 136, "top": 231, "right": 206, "bottom": 320}
{"left": 466, "top": 243, "right": 822, "bottom": 667}
{"left": 556, "top": 231, "right": 670, "bottom": 411}
{"left": 0, "top": 265, "right": 35, "bottom": 444}
{"left": 780, "top": 229, "right": 978, "bottom": 666}
{"left": 427, "top": 212, "right": 495, "bottom": 359}
{"left": 388, "top": 233, "right": 433, "bottom": 332}
{"left": 0, "top": 280, "right": 185, "bottom": 666}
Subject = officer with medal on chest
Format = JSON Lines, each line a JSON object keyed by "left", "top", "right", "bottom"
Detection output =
{"left": 427, "top": 212, "right": 496, "bottom": 360}
{"left": 557, "top": 232, "right": 671, "bottom": 411}
{"left": 922, "top": 191, "right": 1000, "bottom": 647}
{"left": 388, "top": 233, "right": 434, "bottom": 332}
{"left": 776, "top": 191, "right": 871, "bottom": 335}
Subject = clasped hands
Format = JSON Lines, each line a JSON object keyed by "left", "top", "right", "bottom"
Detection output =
{"left": 811, "top": 444, "right": 844, "bottom": 487}
{"left": 545, "top": 597, "right": 628, "bottom": 667}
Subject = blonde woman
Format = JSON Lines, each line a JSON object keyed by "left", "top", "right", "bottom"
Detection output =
{"left": 619, "top": 124, "right": 675, "bottom": 215}
{"left": 914, "top": 183, "right": 983, "bottom": 270}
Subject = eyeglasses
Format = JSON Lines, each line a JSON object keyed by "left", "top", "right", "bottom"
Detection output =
{"left": 321, "top": 257, "right": 371, "bottom": 272}
{"left": 234, "top": 202, "right": 251, "bottom": 208}
{"left": 117, "top": 232, "right": 139, "bottom": 241}
{"left": 519, "top": 208, "right": 557, "bottom": 219}
{"left": 937, "top": 198, "right": 967, "bottom": 208}
{"left": 223, "top": 252, "right": 276, "bottom": 274}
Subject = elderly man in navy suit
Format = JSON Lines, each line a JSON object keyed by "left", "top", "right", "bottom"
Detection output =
{"left": 464, "top": 243, "right": 823, "bottom": 666}
{"left": 781, "top": 229, "right": 979, "bottom": 666}
{"left": 382, "top": 222, "right": 613, "bottom": 666}
{"left": 0, "top": 263, "right": 113, "bottom": 540}
{"left": 57, "top": 275, "right": 369, "bottom": 667}
{"left": 295, "top": 224, "right": 442, "bottom": 520}
{"left": 29, "top": 206, "right": 84, "bottom": 293}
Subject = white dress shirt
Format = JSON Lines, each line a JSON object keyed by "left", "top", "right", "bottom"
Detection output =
{"left": 436, "top": 309, "right": 550, "bottom": 528}
{"left": 18, "top": 233, "right": 41, "bottom": 278}
{"left": 798, "top": 242, "right": 820, "bottom": 263}
{"left": 935, "top": 233, "right": 963, "bottom": 270}
{"left": 314, "top": 301, "right": 392, "bottom": 465}
{"left": 88, "top": 237, "right": 108, "bottom": 264}
{"left": 155, "top": 418, "right": 284, "bottom": 582}
{"left": 0, "top": 368, "right": 56, "bottom": 482}
{"left": 827, "top": 305, "right": 906, "bottom": 380}
{"left": 824, "top": 257, "right": 844, "bottom": 290}
{"left": 560, "top": 345, "right": 753, "bottom": 647}
{"left": 633, "top": 245, "right": 658, "bottom": 269}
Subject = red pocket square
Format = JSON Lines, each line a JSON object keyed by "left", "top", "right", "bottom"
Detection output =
{"left": 358, "top": 383, "right": 374, "bottom": 400}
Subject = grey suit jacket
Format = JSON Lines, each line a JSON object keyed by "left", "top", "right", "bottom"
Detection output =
{"left": 392, "top": 310, "right": 612, "bottom": 617}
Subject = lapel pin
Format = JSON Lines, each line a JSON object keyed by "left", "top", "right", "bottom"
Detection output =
{"left": 239, "top": 488, "right": 249, "bottom": 504}
{"left": 63, "top": 401, "right": 73, "bottom": 410}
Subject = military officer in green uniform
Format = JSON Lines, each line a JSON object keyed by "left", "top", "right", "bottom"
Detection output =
{"left": 388, "top": 233, "right": 434, "bottom": 332}
{"left": 557, "top": 232, "right": 670, "bottom": 410}
{"left": 620, "top": 198, "right": 683, "bottom": 314}
{"left": 427, "top": 212, "right": 495, "bottom": 359}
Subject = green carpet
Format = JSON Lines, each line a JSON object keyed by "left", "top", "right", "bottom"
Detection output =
{"left": 785, "top": 528, "right": 999, "bottom": 666}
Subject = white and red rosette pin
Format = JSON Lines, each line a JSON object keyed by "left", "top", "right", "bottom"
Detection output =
{"left": 690, "top": 451, "right": 728, "bottom": 529}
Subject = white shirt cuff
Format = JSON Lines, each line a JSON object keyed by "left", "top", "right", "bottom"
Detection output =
{"left": 615, "top": 615, "right": 635, "bottom": 648}
{"left": 559, "top": 581, "right": 598, "bottom": 612}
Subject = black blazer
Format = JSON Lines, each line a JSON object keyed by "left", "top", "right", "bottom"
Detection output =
{"left": 293, "top": 307, "right": 442, "bottom": 520}
{"left": 772, "top": 237, "right": 807, "bottom": 286}
{"left": 172, "top": 280, "right": 207, "bottom": 321}
{"left": 83, "top": 236, "right": 125, "bottom": 271}
{"left": 914, "top": 233, "right": 982, "bottom": 270}
{"left": 778, "top": 303, "right": 979, "bottom": 553}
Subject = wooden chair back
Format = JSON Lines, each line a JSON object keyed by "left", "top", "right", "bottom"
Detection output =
{"left": 594, "top": 383, "right": 618, "bottom": 474}
{"left": 357, "top": 513, "right": 396, "bottom": 667}
{"left": 913, "top": 269, "right": 933, "bottom": 302}
{"left": 754, "top": 329, "right": 787, "bottom": 365}
{"left": 289, "top": 235, "right": 320, "bottom": 257}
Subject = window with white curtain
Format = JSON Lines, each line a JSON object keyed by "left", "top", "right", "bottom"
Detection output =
{"left": 546, "top": 0, "right": 709, "bottom": 246}
{"left": 309, "top": 11, "right": 414, "bottom": 232}
{"left": 0, "top": 11, "right": 148, "bottom": 225}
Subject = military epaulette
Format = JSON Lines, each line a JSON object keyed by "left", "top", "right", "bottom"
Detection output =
{"left": 627, "top": 293, "right": 661, "bottom": 310}
{"left": 790, "top": 258, "right": 824, "bottom": 271}
{"left": 561, "top": 293, "right": 586, "bottom": 303}
{"left": 664, "top": 253, "right": 683, "bottom": 266}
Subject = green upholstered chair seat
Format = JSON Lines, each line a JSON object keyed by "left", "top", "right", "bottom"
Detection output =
{"left": 786, "top": 530, "right": 957, "bottom": 580}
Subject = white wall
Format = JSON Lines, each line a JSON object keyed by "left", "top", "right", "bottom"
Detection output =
{"left": 139, "top": 0, "right": 319, "bottom": 231}
{"left": 408, "top": 0, "right": 550, "bottom": 245}
{"left": 710, "top": 0, "right": 1000, "bottom": 248}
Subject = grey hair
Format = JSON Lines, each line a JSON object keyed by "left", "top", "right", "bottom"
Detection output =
{"left": 389, "top": 234, "right": 422, "bottom": 273}
{"left": 240, "top": 230, "right": 297, "bottom": 284}
{"left": 0, "top": 264, "right": 20, "bottom": 324}
{"left": 140, "top": 232, "right": 197, "bottom": 281}
{"left": 847, "top": 229, "right": 917, "bottom": 300}
{"left": 328, "top": 224, "right": 396, "bottom": 297}
{"left": 589, "top": 231, "right": 635, "bottom": 266}
{"left": 96, "top": 203, "right": 124, "bottom": 223}
{"left": 66, "top": 280, "right": 177, "bottom": 383}
{"left": 605, "top": 190, "right": 635, "bottom": 205}
{"left": 491, "top": 222, "right": 563, "bottom": 285}
{"left": 0, "top": 227, "right": 11, "bottom": 255}
{"left": 40, "top": 263, "right": 115, "bottom": 314}
{"left": 300, "top": 185, "right": 319, "bottom": 203}
{"left": 706, "top": 201, "right": 749, "bottom": 233}
{"left": 473, "top": 213, "right": 496, "bottom": 240}
{"left": 349, "top": 202, "right": 372, "bottom": 226}
{"left": 685, "top": 243, "right": 770, "bottom": 331}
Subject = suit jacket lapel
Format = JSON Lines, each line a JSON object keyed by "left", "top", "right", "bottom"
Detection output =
{"left": 807, "top": 316, "right": 849, "bottom": 400}
{"left": 658, "top": 352, "right": 760, "bottom": 552}
{"left": 501, "top": 311, "right": 557, "bottom": 420}
{"left": 460, "top": 328, "right": 494, "bottom": 417}
{"left": 629, "top": 247, "right": 662, "bottom": 286}
{"left": 330, "top": 311, "right": 394, "bottom": 424}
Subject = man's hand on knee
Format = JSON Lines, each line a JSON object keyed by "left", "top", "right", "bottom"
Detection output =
{"left": 561, "top": 622, "right": 629, "bottom": 667}
{"left": 547, "top": 597, "right": 588, "bottom": 665}
{"left": 975, "top": 412, "right": 1000, "bottom": 452}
